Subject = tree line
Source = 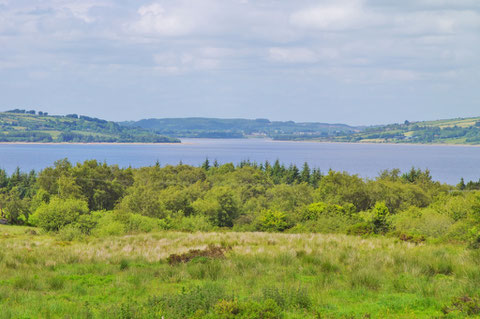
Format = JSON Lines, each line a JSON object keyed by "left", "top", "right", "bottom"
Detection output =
{"left": 1, "top": 159, "right": 480, "bottom": 245}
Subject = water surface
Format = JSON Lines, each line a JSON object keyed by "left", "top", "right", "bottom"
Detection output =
{"left": 0, "top": 139, "right": 479, "bottom": 184}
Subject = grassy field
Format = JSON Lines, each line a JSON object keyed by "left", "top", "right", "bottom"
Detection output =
{"left": 1, "top": 225, "right": 479, "bottom": 318}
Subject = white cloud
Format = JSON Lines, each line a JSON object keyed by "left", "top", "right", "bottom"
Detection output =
{"left": 54, "top": 1, "right": 111, "bottom": 23}
{"left": 290, "top": 1, "right": 371, "bottom": 31}
{"left": 131, "top": 3, "right": 195, "bottom": 36}
{"left": 392, "top": 10, "right": 480, "bottom": 35}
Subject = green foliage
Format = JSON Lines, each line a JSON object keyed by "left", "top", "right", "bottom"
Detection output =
{"left": 154, "top": 284, "right": 228, "bottom": 318}
{"left": 302, "top": 202, "right": 355, "bottom": 221}
{"left": 257, "top": 210, "right": 290, "bottom": 232}
{"left": 346, "top": 222, "right": 374, "bottom": 236}
{"left": 370, "top": 202, "right": 391, "bottom": 234}
{"left": 172, "top": 215, "right": 213, "bottom": 232}
{"left": 30, "top": 197, "right": 89, "bottom": 231}
{"left": 1, "top": 159, "right": 478, "bottom": 243}
{"left": 316, "top": 170, "right": 371, "bottom": 211}
{"left": 193, "top": 186, "right": 239, "bottom": 227}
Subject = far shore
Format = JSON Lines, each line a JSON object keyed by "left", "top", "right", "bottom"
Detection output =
{"left": 1, "top": 138, "right": 480, "bottom": 147}
{"left": 268, "top": 139, "right": 480, "bottom": 148}
{"left": 0, "top": 141, "right": 185, "bottom": 145}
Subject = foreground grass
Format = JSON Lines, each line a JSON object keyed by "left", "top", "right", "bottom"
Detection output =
{"left": 0, "top": 226, "right": 479, "bottom": 318}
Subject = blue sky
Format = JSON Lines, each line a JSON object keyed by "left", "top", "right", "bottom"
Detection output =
{"left": 0, "top": 0, "right": 479, "bottom": 125}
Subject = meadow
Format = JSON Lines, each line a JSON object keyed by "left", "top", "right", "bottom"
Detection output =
{"left": 1, "top": 225, "right": 479, "bottom": 318}
{"left": 3, "top": 160, "right": 480, "bottom": 317}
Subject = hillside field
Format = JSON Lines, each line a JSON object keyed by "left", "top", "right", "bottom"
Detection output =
{"left": 0, "top": 225, "right": 478, "bottom": 318}
{"left": 0, "top": 111, "right": 179, "bottom": 143}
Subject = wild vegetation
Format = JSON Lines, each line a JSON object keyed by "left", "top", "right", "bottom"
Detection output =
{"left": 2, "top": 159, "right": 480, "bottom": 244}
{"left": 2, "top": 159, "right": 480, "bottom": 317}
{"left": 3, "top": 226, "right": 480, "bottom": 318}
{"left": 0, "top": 110, "right": 179, "bottom": 143}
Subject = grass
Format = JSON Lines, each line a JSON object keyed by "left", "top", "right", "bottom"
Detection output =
{"left": 0, "top": 225, "right": 479, "bottom": 318}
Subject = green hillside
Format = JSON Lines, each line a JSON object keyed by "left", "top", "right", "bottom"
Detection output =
{"left": 332, "top": 116, "right": 480, "bottom": 144}
{"left": 121, "top": 117, "right": 359, "bottom": 139}
{"left": 0, "top": 110, "right": 180, "bottom": 143}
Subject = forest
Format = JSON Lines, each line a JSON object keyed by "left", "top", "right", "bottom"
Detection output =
{"left": 2, "top": 160, "right": 480, "bottom": 318}
{"left": 2, "top": 159, "right": 480, "bottom": 244}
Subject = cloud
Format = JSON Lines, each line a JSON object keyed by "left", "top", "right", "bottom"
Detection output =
{"left": 392, "top": 9, "right": 480, "bottom": 35}
{"left": 289, "top": 1, "right": 373, "bottom": 31}
{"left": 131, "top": 3, "right": 194, "bottom": 36}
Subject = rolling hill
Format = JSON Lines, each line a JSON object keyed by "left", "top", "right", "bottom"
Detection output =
{"left": 0, "top": 110, "right": 179, "bottom": 143}
{"left": 120, "top": 117, "right": 359, "bottom": 139}
{"left": 333, "top": 116, "right": 480, "bottom": 144}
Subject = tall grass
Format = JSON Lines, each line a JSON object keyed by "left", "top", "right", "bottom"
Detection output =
{"left": 0, "top": 225, "right": 479, "bottom": 318}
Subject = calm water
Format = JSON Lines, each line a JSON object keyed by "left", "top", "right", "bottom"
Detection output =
{"left": 0, "top": 139, "right": 479, "bottom": 184}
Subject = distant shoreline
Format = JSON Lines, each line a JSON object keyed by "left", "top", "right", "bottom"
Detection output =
{"left": 0, "top": 142, "right": 183, "bottom": 145}
{"left": 1, "top": 139, "right": 480, "bottom": 147}
{"left": 268, "top": 139, "right": 480, "bottom": 147}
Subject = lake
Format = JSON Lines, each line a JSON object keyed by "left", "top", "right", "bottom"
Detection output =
{"left": 0, "top": 139, "right": 479, "bottom": 184}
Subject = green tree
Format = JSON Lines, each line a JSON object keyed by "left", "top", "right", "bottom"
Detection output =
{"left": 371, "top": 202, "right": 391, "bottom": 234}
{"left": 300, "top": 162, "right": 311, "bottom": 184}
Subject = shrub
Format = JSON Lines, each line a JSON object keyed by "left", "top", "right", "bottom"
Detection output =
{"left": 154, "top": 284, "right": 228, "bottom": 318}
{"left": 214, "top": 299, "right": 240, "bottom": 317}
{"left": 302, "top": 202, "right": 355, "bottom": 221}
{"left": 93, "top": 220, "right": 125, "bottom": 237}
{"left": 371, "top": 202, "right": 391, "bottom": 234}
{"left": 257, "top": 210, "right": 290, "bottom": 232}
{"left": 442, "top": 296, "right": 480, "bottom": 316}
{"left": 30, "top": 197, "right": 89, "bottom": 231}
{"left": 121, "top": 213, "right": 161, "bottom": 233}
{"left": 58, "top": 224, "right": 83, "bottom": 241}
{"left": 75, "top": 214, "right": 98, "bottom": 235}
{"left": 240, "top": 299, "right": 283, "bottom": 319}
{"left": 173, "top": 215, "right": 213, "bottom": 232}
{"left": 346, "top": 222, "right": 374, "bottom": 236}
{"left": 394, "top": 207, "right": 454, "bottom": 239}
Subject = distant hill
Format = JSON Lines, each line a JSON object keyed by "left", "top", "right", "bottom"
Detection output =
{"left": 0, "top": 110, "right": 179, "bottom": 143}
{"left": 121, "top": 117, "right": 359, "bottom": 139}
{"left": 330, "top": 116, "right": 480, "bottom": 144}
{"left": 5, "top": 110, "right": 479, "bottom": 145}
{"left": 122, "top": 115, "right": 480, "bottom": 145}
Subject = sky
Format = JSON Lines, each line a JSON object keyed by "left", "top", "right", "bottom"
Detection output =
{"left": 0, "top": 0, "right": 479, "bottom": 125}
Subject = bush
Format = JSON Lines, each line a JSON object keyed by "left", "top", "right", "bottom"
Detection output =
{"left": 172, "top": 215, "right": 214, "bottom": 232}
{"left": 75, "top": 214, "right": 98, "bottom": 235}
{"left": 122, "top": 213, "right": 162, "bottom": 233}
{"left": 371, "top": 202, "right": 391, "bottom": 234}
{"left": 257, "top": 210, "right": 290, "bottom": 232}
{"left": 346, "top": 222, "right": 374, "bottom": 236}
{"left": 240, "top": 299, "right": 283, "bottom": 319}
{"left": 293, "top": 214, "right": 359, "bottom": 234}
{"left": 394, "top": 207, "right": 454, "bottom": 239}
{"left": 30, "top": 197, "right": 89, "bottom": 231}
{"left": 154, "top": 284, "right": 228, "bottom": 318}
{"left": 302, "top": 202, "right": 355, "bottom": 221}
{"left": 58, "top": 224, "right": 83, "bottom": 241}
